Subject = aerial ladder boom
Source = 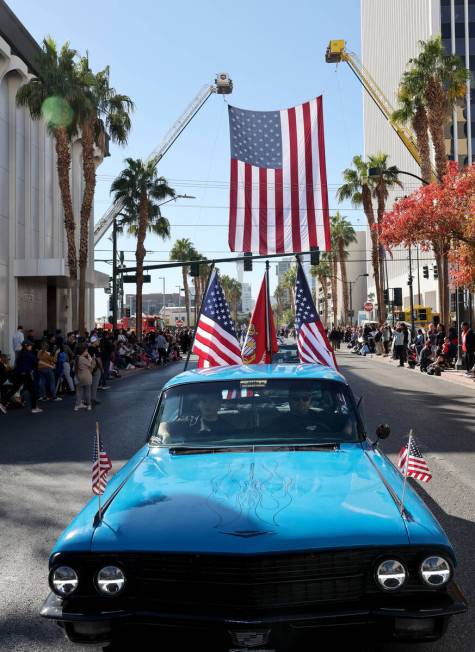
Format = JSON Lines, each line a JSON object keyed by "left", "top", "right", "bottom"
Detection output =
{"left": 94, "top": 73, "right": 233, "bottom": 246}
{"left": 325, "top": 40, "right": 434, "bottom": 176}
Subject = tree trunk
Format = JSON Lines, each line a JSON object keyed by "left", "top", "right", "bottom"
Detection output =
{"left": 426, "top": 79, "right": 448, "bottom": 183}
{"left": 135, "top": 191, "right": 148, "bottom": 341}
{"left": 338, "top": 241, "right": 349, "bottom": 323}
{"left": 331, "top": 258, "right": 338, "bottom": 325}
{"left": 54, "top": 127, "right": 78, "bottom": 329}
{"left": 362, "top": 185, "right": 383, "bottom": 322}
{"left": 183, "top": 267, "right": 190, "bottom": 326}
{"left": 78, "top": 118, "right": 96, "bottom": 335}
{"left": 434, "top": 243, "right": 450, "bottom": 327}
{"left": 319, "top": 275, "right": 329, "bottom": 326}
{"left": 412, "top": 105, "right": 432, "bottom": 183}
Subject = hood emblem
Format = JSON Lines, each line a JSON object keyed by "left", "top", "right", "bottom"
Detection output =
{"left": 229, "top": 628, "right": 271, "bottom": 647}
{"left": 221, "top": 529, "right": 274, "bottom": 538}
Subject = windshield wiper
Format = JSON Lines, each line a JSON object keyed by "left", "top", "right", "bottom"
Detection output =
{"left": 168, "top": 443, "right": 340, "bottom": 455}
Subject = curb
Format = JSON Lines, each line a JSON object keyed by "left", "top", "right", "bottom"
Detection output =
{"left": 337, "top": 349, "right": 475, "bottom": 391}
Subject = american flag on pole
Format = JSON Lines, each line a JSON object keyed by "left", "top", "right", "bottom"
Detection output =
{"left": 92, "top": 430, "right": 112, "bottom": 496}
{"left": 228, "top": 97, "right": 331, "bottom": 255}
{"left": 295, "top": 259, "right": 336, "bottom": 369}
{"left": 397, "top": 436, "right": 432, "bottom": 483}
{"left": 192, "top": 269, "right": 242, "bottom": 368}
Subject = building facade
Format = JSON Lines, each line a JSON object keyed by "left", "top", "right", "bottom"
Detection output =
{"left": 0, "top": 2, "right": 106, "bottom": 356}
{"left": 125, "top": 292, "right": 181, "bottom": 317}
{"left": 361, "top": 0, "right": 475, "bottom": 321}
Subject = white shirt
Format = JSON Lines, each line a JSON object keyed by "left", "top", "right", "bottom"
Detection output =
{"left": 12, "top": 330, "right": 24, "bottom": 352}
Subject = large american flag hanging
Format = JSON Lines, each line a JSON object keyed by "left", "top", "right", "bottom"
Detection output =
{"left": 228, "top": 96, "right": 331, "bottom": 255}
{"left": 92, "top": 431, "right": 112, "bottom": 496}
{"left": 295, "top": 259, "right": 336, "bottom": 369}
{"left": 397, "top": 436, "right": 432, "bottom": 483}
{"left": 192, "top": 270, "right": 242, "bottom": 368}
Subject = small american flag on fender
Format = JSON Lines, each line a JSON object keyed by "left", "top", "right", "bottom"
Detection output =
{"left": 397, "top": 436, "right": 432, "bottom": 483}
{"left": 92, "top": 430, "right": 112, "bottom": 496}
{"left": 228, "top": 97, "right": 331, "bottom": 255}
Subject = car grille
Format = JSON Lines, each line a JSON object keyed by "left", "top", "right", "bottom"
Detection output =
{"left": 134, "top": 550, "right": 370, "bottom": 611}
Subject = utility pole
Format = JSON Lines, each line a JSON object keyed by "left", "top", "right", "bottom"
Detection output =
{"left": 349, "top": 281, "right": 353, "bottom": 327}
{"left": 408, "top": 247, "right": 415, "bottom": 341}
{"left": 112, "top": 217, "right": 118, "bottom": 330}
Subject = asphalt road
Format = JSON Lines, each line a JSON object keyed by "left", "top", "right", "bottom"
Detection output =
{"left": 0, "top": 354, "right": 473, "bottom": 652}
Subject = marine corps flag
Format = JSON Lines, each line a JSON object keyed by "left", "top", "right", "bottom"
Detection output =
{"left": 242, "top": 270, "right": 278, "bottom": 364}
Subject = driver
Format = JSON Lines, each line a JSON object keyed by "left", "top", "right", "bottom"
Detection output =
{"left": 272, "top": 384, "right": 321, "bottom": 433}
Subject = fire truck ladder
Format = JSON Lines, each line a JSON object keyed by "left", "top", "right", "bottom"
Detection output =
{"left": 94, "top": 73, "right": 233, "bottom": 246}
{"left": 325, "top": 40, "right": 436, "bottom": 177}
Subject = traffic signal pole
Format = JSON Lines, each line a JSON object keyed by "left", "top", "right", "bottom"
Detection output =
{"left": 408, "top": 246, "right": 415, "bottom": 341}
{"left": 112, "top": 217, "right": 118, "bottom": 330}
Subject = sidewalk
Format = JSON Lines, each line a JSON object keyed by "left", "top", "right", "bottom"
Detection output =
{"left": 338, "top": 348, "right": 475, "bottom": 390}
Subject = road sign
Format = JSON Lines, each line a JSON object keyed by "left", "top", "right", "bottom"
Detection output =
{"left": 364, "top": 301, "right": 374, "bottom": 312}
{"left": 123, "top": 275, "right": 151, "bottom": 283}
{"left": 175, "top": 319, "right": 184, "bottom": 327}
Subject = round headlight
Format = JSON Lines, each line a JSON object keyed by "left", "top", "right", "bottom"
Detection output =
{"left": 376, "top": 559, "right": 407, "bottom": 591}
{"left": 50, "top": 566, "right": 79, "bottom": 596}
{"left": 96, "top": 566, "right": 126, "bottom": 596}
{"left": 420, "top": 556, "right": 451, "bottom": 586}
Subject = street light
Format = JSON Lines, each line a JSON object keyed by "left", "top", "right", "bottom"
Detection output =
{"left": 158, "top": 276, "right": 166, "bottom": 319}
{"left": 368, "top": 167, "right": 429, "bottom": 186}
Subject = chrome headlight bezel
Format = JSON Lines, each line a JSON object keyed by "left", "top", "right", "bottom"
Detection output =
{"left": 49, "top": 565, "right": 79, "bottom": 597}
{"left": 420, "top": 555, "right": 452, "bottom": 587}
{"left": 95, "top": 565, "right": 126, "bottom": 597}
{"left": 375, "top": 558, "right": 407, "bottom": 592}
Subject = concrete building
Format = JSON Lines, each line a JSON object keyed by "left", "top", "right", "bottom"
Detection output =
{"left": 361, "top": 0, "right": 475, "bottom": 319}
{"left": 0, "top": 2, "right": 106, "bottom": 356}
{"left": 239, "top": 282, "right": 253, "bottom": 313}
{"left": 125, "top": 292, "right": 181, "bottom": 317}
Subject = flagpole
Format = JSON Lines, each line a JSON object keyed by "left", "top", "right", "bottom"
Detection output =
{"left": 184, "top": 262, "right": 215, "bottom": 371}
{"left": 96, "top": 421, "right": 102, "bottom": 523}
{"left": 264, "top": 260, "right": 272, "bottom": 363}
{"left": 400, "top": 429, "right": 413, "bottom": 516}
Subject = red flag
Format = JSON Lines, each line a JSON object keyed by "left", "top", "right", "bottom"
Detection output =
{"left": 242, "top": 274, "right": 278, "bottom": 364}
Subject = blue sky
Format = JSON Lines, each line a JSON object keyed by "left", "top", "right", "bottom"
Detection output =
{"left": 8, "top": 0, "right": 365, "bottom": 318}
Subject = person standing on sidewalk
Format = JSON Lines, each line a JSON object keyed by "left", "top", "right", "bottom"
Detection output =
{"left": 393, "top": 326, "right": 405, "bottom": 367}
{"left": 74, "top": 345, "right": 93, "bottom": 411}
{"left": 89, "top": 337, "right": 103, "bottom": 405}
{"left": 37, "top": 341, "right": 61, "bottom": 402}
{"left": 461, "top": 322, "right": 475, "bottom": 376}
{"left": 12, "top": 325, "right": 24, "bottom": 363}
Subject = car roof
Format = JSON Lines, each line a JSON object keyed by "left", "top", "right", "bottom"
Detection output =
{"left": 163, "top": 364, "right": 348, "bottom": 390}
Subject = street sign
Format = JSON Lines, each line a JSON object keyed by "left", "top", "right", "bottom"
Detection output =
{"left": 175, "top": 319, "right": 184, "bottom": 327}
{"left": 364, "top": 301, "right": 374, "bottom": 312}
{"left": 123, "top": 275, "right": 151, "bottom": 283}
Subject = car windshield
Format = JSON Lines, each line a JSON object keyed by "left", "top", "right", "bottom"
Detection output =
{"left": 149, "top": 378, "right": 363, "bottom": 447}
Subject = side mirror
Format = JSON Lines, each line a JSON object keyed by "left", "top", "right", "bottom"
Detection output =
{"left": 375, "top": 424, "right": 391, "bottom": 440}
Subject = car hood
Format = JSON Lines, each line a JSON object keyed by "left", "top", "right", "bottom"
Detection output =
{"left": 90, "top": 445, "right": 414, "bottom": 553}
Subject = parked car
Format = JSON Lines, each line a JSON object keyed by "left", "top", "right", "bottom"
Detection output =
{"left": 41, "top": 364, "right": 467, "bottom": 649}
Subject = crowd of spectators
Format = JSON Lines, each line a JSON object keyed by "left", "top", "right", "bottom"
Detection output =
{"left": 339, "top": 321, "right": 475, "bottom": 377}
{"left": 0, "top": 325, "right": 194, "bottom": 415}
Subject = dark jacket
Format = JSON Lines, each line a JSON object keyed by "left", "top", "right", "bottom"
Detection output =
{"left": 462, "top": 328, "right": 475, "bottom": 352}
{"left": 15, "top": 351, "right": 37, "bottom": 374}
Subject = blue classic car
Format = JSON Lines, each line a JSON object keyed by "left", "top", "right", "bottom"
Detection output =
{"left": 41, "top": 364, "right": 467, "bottom": 649}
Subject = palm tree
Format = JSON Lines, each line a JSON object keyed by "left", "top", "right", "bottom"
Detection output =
{"left": 392, "top": 79, "right": 432, "bottom": 184}
{"left": 76, "top": 56, "right": 133, "bottom": 334}
{"left": 310, "top": 257, "right": 332, "bottom": 326}
{"left": 337, "top": 156, "right": 384, "bottom": 322}
{"left": 16, "top": 38, "right": 83, "bottom": 327}
{"left": 330, "top": 213, "right": 357, "bottom": 324}
{"left": 399, "top": 37, "right": 470, "bottom": 324}
{"left": 328, "top": 235, "right": 339, "bottom": 326}
{"left": 273, "top": 283, "right": 287, "bottom": 327}
{"left": 367, "top": 154, "right": 402, "bottom": 322}
{"left": 282, "top": 266, "right": 297, "bottom": 315}
{"left": 169, "top": 238, "right": 198, "bottom": 327}
{"left": 111, "top": 158, "right": 175, "bottom": 340}
{"left": 220, "top": 275, "right": 242, "bottom": 323}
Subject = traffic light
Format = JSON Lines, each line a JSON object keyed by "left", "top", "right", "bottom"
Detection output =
{"left": 407, "top": 275, "right": 413, "bottom": 286}
{"left": 190, "top": 261, "right": 200, "bottom": 277}
{"left": 125, "top": 307, "right": 131, "bottom": 318}
{"left": 383, "top": 289, "right": 389, "bottom": 305}
{"left": 433, "top": 264, "right": 438, "bottom": 279}
{"left": 393, "top": 287, "right": 402, "bottom": 306}
{"left": 310, "top": 246, "right": 320, "bottom": 266}
{"left": 243, "top": 252, "right": 253, "bottom": 271}
{"left": 422, "top": 266, "right": 429, "bottom": 279}
{"left": 108, "top": 296, "right": 114, "bottom": 312}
